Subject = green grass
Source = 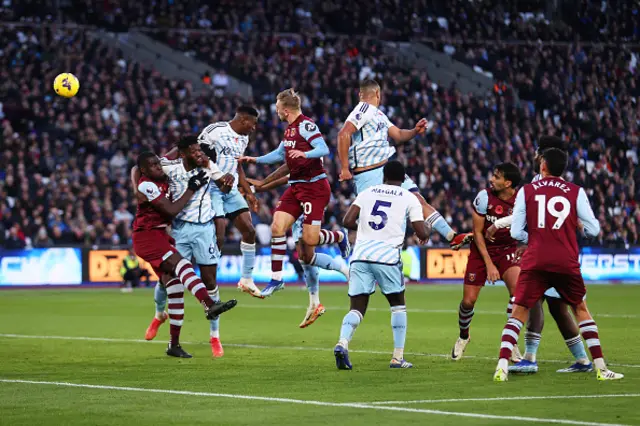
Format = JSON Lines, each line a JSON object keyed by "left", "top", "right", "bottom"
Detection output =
{"left": 0, "top": 285, "right": 638, "bottom": 425}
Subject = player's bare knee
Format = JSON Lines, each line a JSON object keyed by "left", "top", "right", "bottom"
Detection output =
{"left": 199, "top": 265, "right": 217, "bottom": 290}
{"left": 300, "top": 251, "right": 314, "bottom": 265}
{"left": 160, "top": 254, "right": 181, "bottom": 273}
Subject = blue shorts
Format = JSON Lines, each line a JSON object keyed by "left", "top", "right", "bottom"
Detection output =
{"left": 348, "top": 261, "right": 405, "bottom": 296}
{"left": 545, "top": 287, "right": 587, "bottom": 301}
{"left": 171, "top": 220, "right": 220, "bottom": 266}
{"left": 292, "top": 216, "right": 304, "bottom": 243}
{"left": 353, "top": 166, "right": 418, "bottom": 195}
{"left": 211, "top": 187, "right": 249, "bottom": 219}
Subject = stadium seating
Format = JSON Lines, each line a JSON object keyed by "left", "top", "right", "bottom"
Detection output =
{"left": 1, "top": 0, "right": 638, "bottom": 248}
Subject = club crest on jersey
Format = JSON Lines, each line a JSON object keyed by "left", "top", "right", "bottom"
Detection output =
{"left": 468, "top": 273, "right": 476, "bottom": 282}
{"left": 285, "top": 128, "right": 297, "bottom": 138}
{"left": 495, "top": 205, "right": 504, "bottom": 215}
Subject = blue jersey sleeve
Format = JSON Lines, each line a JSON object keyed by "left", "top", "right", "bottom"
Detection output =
{"left": 510, "top": 189, "right": 528, "bottom": 243}
{"left": 473, "top": 190, "right": 489, "bottom": 215}
{"left": 304, "top": 138, "right": 329, "bottom": 159}
{"left": 577, "top": 187, "right": 601, "bottom": 238}
{"left": 256, "top": 142, "right": 285, "bottom": 165}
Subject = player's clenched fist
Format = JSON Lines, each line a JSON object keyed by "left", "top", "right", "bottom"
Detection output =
{"left": 415, "top": 118, "right": 433, "bottom": 135}
{"left": 339, "top": 168, "right": 353, "bottom": 182}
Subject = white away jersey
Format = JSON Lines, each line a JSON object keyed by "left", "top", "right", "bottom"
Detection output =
{"left": 346, "top": 102, "right": 396, "bottom": 169}
{"left": 351, "top": 184, "right": 423, "bottom": 264}
{"left": 160, "top": 157, "right": 224, "bottom": 223}
{"left": 198, "top": 121, "right": 249, "bottom": 189}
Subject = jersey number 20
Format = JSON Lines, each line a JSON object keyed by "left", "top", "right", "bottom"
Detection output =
{"left": 534, "top": 195, "right": 570, "bottom": 229}
{"left": 369, "top": 200, "right": 391, "bottom": 230}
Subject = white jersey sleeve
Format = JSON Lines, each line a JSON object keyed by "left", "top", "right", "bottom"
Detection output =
{"left": 407, "top": 194, "right": 424, "bottom": 222}
{"left": 138, "top": 181, "right": 162, "bottom": 202}
{"left": 346, "top": 102, "right": 378, "bottom": 130}
{"left": 207, "top": 160, "right": 224, "bottom": 181}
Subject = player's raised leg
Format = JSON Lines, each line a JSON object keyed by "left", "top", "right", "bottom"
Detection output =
{"left": 298, "top": 241, "right": 325, "bottom": 328}
{"left": 547, "top": 294, "right": 593, "bottom": 372}
{"left": 264, "top": 208, "right": 298, "bottom": 297}
{"left": 162, "top": 253, "right": 237, "bottom": 319}
{"left": 145, "top": 278, "right": 169, "bottom": 340}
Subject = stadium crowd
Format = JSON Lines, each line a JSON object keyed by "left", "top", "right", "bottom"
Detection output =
{"left": 0, "top": 1, "right": 638, "bottom": 249}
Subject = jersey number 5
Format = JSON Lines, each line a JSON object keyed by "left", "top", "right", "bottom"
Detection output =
{"left": 369, "top": 200, "right": 392, "bottom": 230}
{"left": 534, "top": 195, "right": 571, "bottom": 229}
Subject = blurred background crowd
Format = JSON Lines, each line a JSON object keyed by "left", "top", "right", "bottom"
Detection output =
{"left": 0, "top": 0, "right": 638, "bottom": 249}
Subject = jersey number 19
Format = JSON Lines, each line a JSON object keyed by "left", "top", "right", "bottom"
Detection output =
{"left": 534, "top": 195, "right": 571, "bottom": 229}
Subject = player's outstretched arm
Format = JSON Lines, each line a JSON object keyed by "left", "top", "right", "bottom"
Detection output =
{"left": 337, "top": 122, "right": 356, "bottom": 181}
{"left": 388, "top": 118, "right": 431, "bottom": 144}
{"left": 241, "top": 142, "right": 286, "bottom": 165}
{"left": 343, "top": 204, "right": 361, "bottom": 231}
{"left": 576, "top": 188, "right": 601, "bottom": 238}
{"left": 510, "top": 190, "right": 529, "bottom": 243}
{"left": 261, "top": 163, "right": 290, "bottom": 188}
{"left": 249, "top": 175, "right": 290, "bottom": 193}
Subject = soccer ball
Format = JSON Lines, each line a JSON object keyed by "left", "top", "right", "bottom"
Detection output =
{"left": 53, "top": 73, "right": 80, "bottom": 98}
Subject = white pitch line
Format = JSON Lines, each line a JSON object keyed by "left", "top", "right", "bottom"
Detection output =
{"left": 0, "top": 379, "right": 629, "bottom": 426}
{"left": 237, "top": 304, "right": 640, "bottom": 319}
{"left": 0, "top": 333, "right": 639, "bottom": 369}
{"left": 364, "top": 394, "right": 640, "bottom": 405}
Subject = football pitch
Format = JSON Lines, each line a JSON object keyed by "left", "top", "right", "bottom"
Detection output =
{"left": 1, "top": 284, "right": 638, "bottom": 425}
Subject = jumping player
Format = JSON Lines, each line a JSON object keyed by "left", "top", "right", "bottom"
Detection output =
{"left": 451, "top": 163, "right": 523, "bottom": 362}
{"left": 132, "top": 151, "right": 237, "bottom": 358}
{"left": 198, "top": 106, "right": 263, "bottom": 299}
{"left": 238, "top": 88, "right": 350, "bottom": 297}
{"left": 136, "top": 137, "right": 236, "bottom": 357}
{"left": 244, "top": 165, "right": 349, "bottom": 327}
{"left": 337, "top": 79, "right": 470, "bottom": 249}
{"left": 486, "top": 136, "right": 591, "bottom": 373}
{"left": 334, "top": 161, "right": 430, "bottom": 370}
{"left": 493, "top": 148, "right": 623, "bottom": 382}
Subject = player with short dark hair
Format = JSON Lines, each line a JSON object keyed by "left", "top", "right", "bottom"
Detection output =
{"left": 493, "top": 148, "right": 623, "bottom": 382}
{"left": 451, "top": 163, "right": 524, "bottom": 362}
{"left": 486, "top": 135, "right": 591, "bottom": 374}
{"left": 238, "top": 88, "right": 351, "bottom": 300}
{"left": 132, "top": 150, "right": 237, "bottom": 358}
{"left": 334, "top": 160, "right": 430, "bottom": 370}
{"left": 199, "top": 105, "right": 263, "bottom": 299}
{"left": 337, "top": 79, "right": 470, "bottom": 249}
